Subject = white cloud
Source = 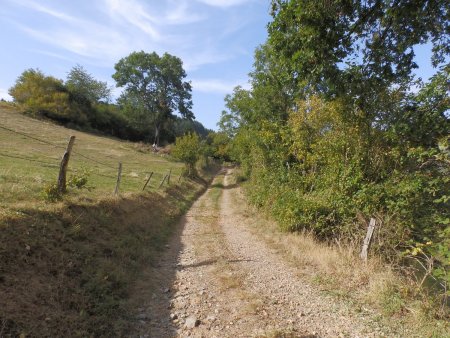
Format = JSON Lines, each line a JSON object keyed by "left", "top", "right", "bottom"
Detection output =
{"left": 165, "top": 0, "right": 205, "bottom": 25}
{"left": 103, "top": 0, "right": 161, "bottom": 40}
{"left": 183, "top": 48, "right": 232, "bottom": 71}
{"left": 192, "top": 78, "right": 249, "bottom": 94}
{"left": 196, "top": 0, "right": 252, "bottom": 8}
{"left": 10, "top": 0, "right": 77, "bottom": 23}
{"left": 6, "top": 0, "right": 260, "bottom": 88}
{"left": 17, "top": 23, "right": 129, "bottom": 64}
{"left": 30, "top": 49, "right": 78, "bottom": 63}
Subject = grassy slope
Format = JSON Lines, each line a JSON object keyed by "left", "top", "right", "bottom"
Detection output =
{"left": 0, "top": 103, "right": 214, "bottom": 336}
{"left": 0, "top": 102, "right": 183, "bottom": 206}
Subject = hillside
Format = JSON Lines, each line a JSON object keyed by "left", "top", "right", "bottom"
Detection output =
{"left": 0, "top": 103, "right": 214, "bottom": 336}
{"left": 0, "top": 101, "right": 185, "bottom": 206}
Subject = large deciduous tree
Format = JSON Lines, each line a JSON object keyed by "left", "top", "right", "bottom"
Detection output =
{"left": 112, "top": 51, "right": 193, "bottom": 145}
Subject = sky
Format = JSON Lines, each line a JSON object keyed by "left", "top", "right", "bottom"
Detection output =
{"left": 0, "top": 0, "right": 271, "bottom": 130}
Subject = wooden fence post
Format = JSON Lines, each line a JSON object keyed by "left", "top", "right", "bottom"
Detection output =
{"left": 360, "top": 218, "right": 377, "bottom": 262}
{"left": 142, "top": 172, "right": 154, "bottom": 191}
{"left": 57, "top": 135, "right": 76, "bottom": 194}
{"left": 158, "top": 174, "right": 168, "bottom": 189}
{"left": 114, "top": 162, "right": 122, "bottom": 195}
{"left": 167, "top": 168, "right": 172, "bottom": 185}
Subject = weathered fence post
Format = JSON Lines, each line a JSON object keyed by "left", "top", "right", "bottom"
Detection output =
{"left": 57, "top": 135, "right": 76, "bottom": 194}
{"left": 114, "top": 162, "right": 122, "bottom": 195}
{"left": 142, "top": 171, "right": 154, "bottom": 191}
{"left": 167, "top": 168, "right": 172, "bottom": 185}
{"left": 158, "top": 174, "right": 168, "bottom": 189}
{"left": 360, "top": 217, "right": 377, "bottom": 262}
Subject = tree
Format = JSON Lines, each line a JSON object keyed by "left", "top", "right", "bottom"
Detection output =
{"left": 9, "top": 68, "right": 86, "bottom": 124}
{"left": 171, "top": 133, "right": 203, "bottom": 176}
{"left": 207, "top": 131, "right": 231, "bottom": 161}
{"left": 112, "top": 51, "right": 193, "bottom": 145}
{"left": 269, "top": 0, "right": 450, "bottom": 98}
{"left": 66, "top": 65, "right": 111, "bottom": 104}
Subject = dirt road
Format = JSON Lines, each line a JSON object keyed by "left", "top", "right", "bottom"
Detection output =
{"left": 131, "top": 169, "right": 390, "bottom": 337}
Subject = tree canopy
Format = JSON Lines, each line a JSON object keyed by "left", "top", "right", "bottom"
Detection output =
{"left": 66, "top": 65, "right": 111, "bottom": 104}
{"left": 113, "top": 51, "right": 193, "bottom": 145}
{"left": 8, "top": 68, "right": 86, "bottom": 124}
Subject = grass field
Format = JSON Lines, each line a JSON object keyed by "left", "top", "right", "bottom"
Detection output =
{"left": 0, "top": 102, "right": 216, "bottom": 337}
{"left": 0, "top": 101, "right": 184, "bottom": 207}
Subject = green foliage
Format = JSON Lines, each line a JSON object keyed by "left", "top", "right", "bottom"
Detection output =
{"left": 172, "top": 133, "right": 204, "bottom": 176}
{"left": 207, "top": 131, "right": 231, "bottom": 161}
{"left": 113, "top": 51, "right": 193, "bottom": 145}
{"left": 42, "top": 183, "right": 61, "bottom": 202}
{"left": 8, "top": 58, "right": 208, "bottom": 145}
{"left": 223, "top": 0, "right": 450, "bottom": 299}
{"left": 9, "top": 68, "right": 87, "bottom": 124}
{"left": 66, "top": 65, "right": 111, "bottom": 104}
{"left": 68, "top": 169, "right": 90, "bottom": 189}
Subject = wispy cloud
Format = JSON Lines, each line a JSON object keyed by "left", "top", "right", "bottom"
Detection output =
{"left": 4, "top": 0, "right": 259, "bottom": 93}
{"left": 9, "top": 0, "right": 77, "bottom": 22}
{"left": 192, "top": 78, "right": 250, "bottom": 94}
{"left": 183, "top": 48, "right": 233, "bottom": 71}
{"left": 196, "top": 0, "right": 252, "bottom": 8}
{"left": 165, "top": 0, "right": 205, "bottom": 25}
{"left": 16, "top": 22, "right": 129, "bottom": 64}
{"left": 103, "top": 0, "right": 161, "bottom": 40}
{"left": 29, "top": 49, "right": 78, "bottom": 63}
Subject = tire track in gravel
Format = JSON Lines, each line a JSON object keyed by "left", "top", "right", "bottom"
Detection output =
{"left": 132, "top": 169, "right": 390, "bottom": 337}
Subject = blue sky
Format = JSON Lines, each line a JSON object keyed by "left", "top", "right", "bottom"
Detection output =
{"left": 0, "top": 0, "right": 271, "bottom": 130}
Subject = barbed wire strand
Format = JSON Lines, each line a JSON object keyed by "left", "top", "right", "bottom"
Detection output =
{"left": 0, "top": 123, "right": 118, "bottom": 170}
{"left": 0, "top": 124, "right": 174, "bottom": 181}
{"left": 70, "top": 151, "right": 118, "bottom": 170}
{"left": 0, "top": 124, "right": 66, "bottom": 149}
{"left": 0, "top": 152, "right": 59, "bottom": 168}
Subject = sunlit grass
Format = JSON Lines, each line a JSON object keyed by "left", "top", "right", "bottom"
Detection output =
{"left": 0, "top": 102, "right": 183, "bottom": 206}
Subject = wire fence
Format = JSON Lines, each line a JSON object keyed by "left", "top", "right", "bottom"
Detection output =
{"left": 0, "top": 123, "right": 182, "bottom": 197}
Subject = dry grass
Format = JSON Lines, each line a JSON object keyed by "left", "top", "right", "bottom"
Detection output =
{"left": 0, "top": 103, "right": 217, "bottom": 337}
{"left": 0, "top": 175, "right": 211, "bottom": 337}
{"left": 0, "top": 102, "right": 183, "bottom": 206}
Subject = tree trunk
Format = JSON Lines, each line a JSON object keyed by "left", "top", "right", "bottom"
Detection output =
{"left": 153, "top": 124, "right": 160, "bottom": 146}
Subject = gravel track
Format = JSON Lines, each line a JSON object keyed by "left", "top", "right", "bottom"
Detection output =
{"left": 132, "top": 169, "right": 394, "bottom": 338}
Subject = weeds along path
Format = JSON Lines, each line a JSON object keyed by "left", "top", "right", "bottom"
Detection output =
{"left": 131, "top": 169, "right": 389, "bottom": 337}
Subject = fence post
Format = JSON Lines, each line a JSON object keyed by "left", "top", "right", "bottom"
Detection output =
{"left": 158, "top": 174, "right": 168, "bottom": 189}
{"left": 167, "top": 168, "right": 172, "bottom": 185}
{"left": 57, "top": 135, "right": 76, "bottom": 194}
{"left": 114, "top": 162, "right": 122, "bottom": 195}
{"left": 360, "top": 218, "right": 377, "bottom": 262}
{"left": 142, "top": 171, "right": 154, "bottom": 191}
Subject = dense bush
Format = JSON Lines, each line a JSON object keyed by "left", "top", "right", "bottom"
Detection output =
{"left": 221, "top": 0, "right": 450, "bottom": 301}
{"left": 8, "top": 63, "right": 210, "bottom": 145}
{"left": 171, "top": 133, "right": 205, "bottom": 176}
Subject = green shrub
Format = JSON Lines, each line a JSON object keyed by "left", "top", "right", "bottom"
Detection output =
{"left": 68, "top": 169, "right": 90, "bottom": 189}
{"left": 171, "top": 133, "right": 204, "bottom": 177}
{"left": 42, "top": 183, "right": 61, "bottom": 202}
